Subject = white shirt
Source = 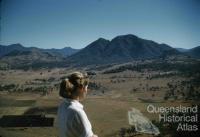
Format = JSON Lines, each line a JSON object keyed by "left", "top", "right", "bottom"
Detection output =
{"left": 57, "top": 98, "right": 94, "bottom": 137}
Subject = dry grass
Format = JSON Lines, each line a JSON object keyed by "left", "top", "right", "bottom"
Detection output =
{"left": 0, "top": 68, "right": 198, "bottom": 137}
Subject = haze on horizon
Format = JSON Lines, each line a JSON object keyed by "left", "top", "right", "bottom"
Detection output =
{"left": 0, "top": 0, "right": 200, "bottom": 49}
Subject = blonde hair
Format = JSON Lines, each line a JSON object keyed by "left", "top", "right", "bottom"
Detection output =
{"left": 59, "top": 72, "right": 89, "bottom": 98}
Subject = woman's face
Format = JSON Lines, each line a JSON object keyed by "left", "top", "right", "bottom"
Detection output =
{"left": 79, "top": 85, "right": 88, "bottom": 100}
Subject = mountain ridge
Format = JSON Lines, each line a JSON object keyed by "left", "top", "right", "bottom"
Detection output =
{"left": 0, "top": 44, "right": 80, "bottom": 57}
{"left": 1, "top": 34, "right": 199, "bottom": 69}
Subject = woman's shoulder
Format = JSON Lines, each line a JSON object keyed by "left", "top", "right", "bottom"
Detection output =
{"left": 69, "top": 105, "right": 85, "bottom": 116}
{"left": 58, "top": 99, "right": 85, "bottom": 116}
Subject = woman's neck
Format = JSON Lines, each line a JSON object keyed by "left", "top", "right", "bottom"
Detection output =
{"left": 71, "top": 96, "right": 80, "bottom": 101}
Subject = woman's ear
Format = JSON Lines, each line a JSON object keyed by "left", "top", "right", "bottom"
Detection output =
{"left": 79, "top": 86, "right": 85, "bottom": 92}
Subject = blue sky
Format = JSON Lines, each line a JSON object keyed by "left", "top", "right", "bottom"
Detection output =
{"left": 1, "top": 0, "right": 200, "bottom": 49}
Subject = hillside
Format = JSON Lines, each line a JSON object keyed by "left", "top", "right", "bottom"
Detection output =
{"left": 0, "top": 44, "right": 27, "bottom": 57}
{"left": 185, "top": 46, "right": 200, "bottom": 58}
{"left": 0, "top": 44, "right": 79, "bottom": 69}
{"left": 0, "top": 49, "right": 66, "bottom": 69}
{"left": 0, "top": 44, "right": 79, "bottom": 57}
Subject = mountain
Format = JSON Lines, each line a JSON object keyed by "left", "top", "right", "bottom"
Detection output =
{"left": 185, "top": 46, "right": 200, "bottom": 58}
{"left": 0, "top": 44, "right": 79, "bottom": 69}
{"left": 176, "top": 48, "right": 189, "bottom": 52}
{"left": 2, "top": 34, "right": 198, "bottom": 69}
{"left": 0, "top": 49, "right": 66, "bottom": 69}
{"left": 67, "top": 38, "right": 110, "bottom": 65}
{"left": 67, "top": 34, "right": 179, "bottom": 65}
{"left": 0, "top": 44, "right": 79, "bottom": 58}
{"left": 44, "top": 47, "right": 79, "bottom": 57}
{"left": 0, "top": 44, "right": 27, "bottom": 57}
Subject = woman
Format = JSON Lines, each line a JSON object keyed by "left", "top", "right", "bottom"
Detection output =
{"left": 57, "top": 72, "right": 98, "bottom": 137}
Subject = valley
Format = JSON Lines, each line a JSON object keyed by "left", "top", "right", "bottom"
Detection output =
{"left": 0, "top": 57, "right": 200, "bottom": 137}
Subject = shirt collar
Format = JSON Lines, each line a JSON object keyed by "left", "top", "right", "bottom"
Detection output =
{"left": 64, "top": 98, "right": 83, "bottom": 109}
